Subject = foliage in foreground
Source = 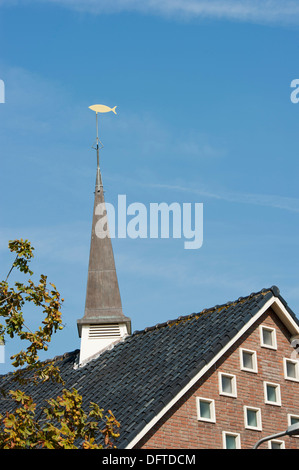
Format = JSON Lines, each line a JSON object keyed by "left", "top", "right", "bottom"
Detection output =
{"left": 0, "top": 239, "right": 120, "bottom": 449}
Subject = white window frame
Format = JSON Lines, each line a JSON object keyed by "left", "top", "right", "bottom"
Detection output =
{"left": 260, "top": 325, "right": 277, "bottom": 350}
{"left": 244, "top": 406, "right": 262, "bottom": 431}
{"left": 268, "top": 439, "right": 285, "bottom": 449}
{"left": 283, "top": 358, "right": 299, "bottom": 382}
{"left": 218, "top": 372, "right": 237, "bottom": 398}
{"left": 287, "top": 414, "right": 299, "bottom": 437}
{"left": 264, "top": 381, "right": 281, "bottom": 406}
{"left": 196, "top": 397, "right": 216, "bottom": 423}
{"left": 240, "top": 348, "right": 258, "bottom": 373}
{"left": 222, "top": 431, "right": 241, "bottom": 449}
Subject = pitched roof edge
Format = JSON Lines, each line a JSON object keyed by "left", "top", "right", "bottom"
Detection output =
{"left": 131, "top": 286, "right": 286, "bottom": 337}
{"left": 12, "top": 287, "right": 291, "bottom": 375}
{"left": 125, "top": 289, "right": 299, "bottom": 449}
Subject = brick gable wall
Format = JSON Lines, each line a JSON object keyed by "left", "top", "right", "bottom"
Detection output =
{"left": 137, "top": 307, "right": 299, "bottom": 449}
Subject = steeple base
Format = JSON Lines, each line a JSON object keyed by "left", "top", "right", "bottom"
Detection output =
{"left": 78, "top": 321, "right": 130, "bottom": 364}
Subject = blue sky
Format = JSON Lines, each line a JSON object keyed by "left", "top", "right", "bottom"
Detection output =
{"left": 0, "top": 0, "right": 299, "bottom": 373}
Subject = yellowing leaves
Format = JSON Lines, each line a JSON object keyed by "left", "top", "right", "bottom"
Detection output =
{"left": 0, "top": 240, "right": 120, "bottom": 449}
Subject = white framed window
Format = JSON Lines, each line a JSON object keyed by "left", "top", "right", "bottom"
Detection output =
{"left": 222, "top": 431, "right": 241, "bottom": 449}
{"left": 288, "top": 414, "right": 299, "bottom": 437}
{"left": 244, "top": 406, "right": 262, "bottom": 431}
{"left": 240, "top": 348, "right": 258, "bottom": 373}
{"left": 260, "top": 325, "right": 277, "bottom": 350}
{"left": 196, "top": 397, "right": 216, "bottom": 423}
{"left": 264, "top": 381, "right": 281, "bottom": 406}
{"left": 284, "top": 358, "right": 299, "bottom": 382}
{"left": 218, "top": 372, "right": 237, "bottom": 398}
{"left": 268, "top": 439, "right": 285, "bottom": 449}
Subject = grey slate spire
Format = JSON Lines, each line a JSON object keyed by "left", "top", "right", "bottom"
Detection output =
{"left": 77, "top": 106, "right": 131, "bottom": 363}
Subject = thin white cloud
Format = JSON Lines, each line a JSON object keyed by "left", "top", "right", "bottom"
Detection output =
{"left": 105, "top": 170, "right": 299, "bottom": 214}
{"left": 1, "top": 0, "right": 299, "bottom": 25}
{"left": 0, "top": 63, "right": 222, "bottom": 170}
{"left": 149, "top": 182, "right": 299, "bottom": 213}
{"left": 112, "top": 112, "right": 225, "bottom": 160}
{"left": 0, "top": 223, "right": 89, "bottom": 264}
{"left": 0, "top": 64, "right": 75, "bottom": 137}
{"left": 1, "top": 64, "right": 298, "bottom": 222}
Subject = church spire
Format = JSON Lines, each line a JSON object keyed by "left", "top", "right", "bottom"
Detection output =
{"left": 77, "top": 105, "right": 131, "bottom": 364}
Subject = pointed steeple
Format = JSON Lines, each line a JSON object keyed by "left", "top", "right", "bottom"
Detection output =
{"left": 77, "top": 106, "right": 131, "bottom": 364}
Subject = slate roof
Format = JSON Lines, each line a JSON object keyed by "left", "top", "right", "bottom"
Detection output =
{"left": 0, "top": 285, "right": 298, "bottom": 448}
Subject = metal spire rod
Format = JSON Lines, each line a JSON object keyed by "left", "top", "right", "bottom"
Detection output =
{"left": 95, "top": 111, "right": 104, "bottom": 167}
{"left": 94, "top": 112, "right": 104, "bottom": 192}
{"left": 89, "top": 104, "right": 117, "bottom": 193}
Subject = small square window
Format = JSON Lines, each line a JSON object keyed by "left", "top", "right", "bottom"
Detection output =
{"left": 290, "top": 415, "right": 299, "bottom": 425}
{"left": 219, "top": 372, "right": 237, "bottom": 397}
{"left": 264, "top": 382, "right": 281, "bottom": 406}
{"left": 288, "top": 414, "right": 299, "bottom": 438}
{"left": 222, "top": 431, "right": 241, "bottom": 449}
{"left": 244, "top": 406, "right": 262, "bottom": 430}
{"left": 260, "top": 326, "right": 277, "bottom": 350}
{"left": 240, "top": 348, "right": 258, "bottom": 373}
{"left": 288, "top": 414, "right": 299, "bottom": 437}
{"left": 196, "top": 397, "right": 216, "bottom": 423}
{"left": 284, "top": 358, "right": 299, "bottom": 382}
{"left": 268, "top": 440, "right": 285, "bottom": 449}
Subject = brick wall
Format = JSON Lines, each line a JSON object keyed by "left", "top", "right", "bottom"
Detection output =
{"left": 138, "top": 307, "right": 299, "bottom": 449}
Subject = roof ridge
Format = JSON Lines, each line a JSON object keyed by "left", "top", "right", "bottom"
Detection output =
{"left": 131, "top": 286, "right": 279, "bottom": 337}
{"left": 52, "top": 349, "right": 80, "bottom": 362}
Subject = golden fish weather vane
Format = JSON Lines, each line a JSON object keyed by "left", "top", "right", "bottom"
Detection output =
{"left": 89, "top": 104, "right": 117, "bottom": 191}
{"left": 89, "top": 104, "right": 117, "bottom": 114}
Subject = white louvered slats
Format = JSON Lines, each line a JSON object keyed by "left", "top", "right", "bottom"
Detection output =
{"left": 88, "top": 324, "right": 121, "bottom": 339}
